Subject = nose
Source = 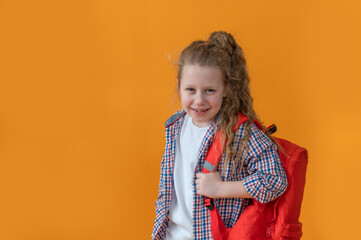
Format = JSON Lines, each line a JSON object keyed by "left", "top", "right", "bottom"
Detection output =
{"left": 194, "top": 92, "right": 205, "bottom": 105}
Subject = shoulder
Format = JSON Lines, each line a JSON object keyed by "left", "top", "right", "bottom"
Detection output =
{"left": 164, "top": 109, "right": 186, "bottom": 128}
{"left": 235, "top": 121, "right": 274, "bottom": 156}
{"left": 250, "top": 123, "right": 275, "bottom": 155}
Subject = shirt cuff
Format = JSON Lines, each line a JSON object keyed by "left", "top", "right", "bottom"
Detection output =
{"left": 242, "top": 173, "right": 279, "bottom": 204}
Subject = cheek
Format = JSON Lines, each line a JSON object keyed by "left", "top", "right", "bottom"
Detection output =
{"left": 209, "top": 96, "right": 224, "bottom": 108}
{"left": 180, "top": 94, "right": 191, "bottom": 107}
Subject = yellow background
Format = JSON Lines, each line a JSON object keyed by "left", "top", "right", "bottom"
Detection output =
{"left": 0, "top": 0, "right": 360, "bottom": 239}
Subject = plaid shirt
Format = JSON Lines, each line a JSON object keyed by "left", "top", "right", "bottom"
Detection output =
{"left": 152, "top": 110, "right": 287, "bottom": 240}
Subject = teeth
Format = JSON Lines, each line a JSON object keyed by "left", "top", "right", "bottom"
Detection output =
{"left": 191, "top": 107, "right": 208, "bottom": 113}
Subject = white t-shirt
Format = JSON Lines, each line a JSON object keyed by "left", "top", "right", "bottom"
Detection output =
{"left": 166, "top": 115, "right": 210, "bottom": 240}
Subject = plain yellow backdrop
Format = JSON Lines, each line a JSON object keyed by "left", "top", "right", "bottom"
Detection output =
{"left": 0, "top": 0, "right": 360, "bottom": 239}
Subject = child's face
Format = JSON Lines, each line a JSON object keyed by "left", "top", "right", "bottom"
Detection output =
{"left": 180, "top": 64, "right": 226, "bottom": 127}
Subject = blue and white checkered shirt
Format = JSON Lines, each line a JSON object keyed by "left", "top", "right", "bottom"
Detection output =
{"left": 152, "top": 110, "right": 287, "bottom": 240}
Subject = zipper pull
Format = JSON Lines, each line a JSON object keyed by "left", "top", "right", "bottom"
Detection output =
{"left": 266, "top": 224, "right": 271, "bottom": 237}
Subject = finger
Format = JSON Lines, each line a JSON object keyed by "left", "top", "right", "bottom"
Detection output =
{"left": 196, "top": 173, "right": 203, "bottom": 178}
{"left": 213, "top": 171, "right": 221, "bottom": 177}
{"left": 197, "top": 189, "right": 204, "bottom": 196}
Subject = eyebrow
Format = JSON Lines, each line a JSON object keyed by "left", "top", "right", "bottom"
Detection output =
{"left": 182, "top": 84, "right": 218, "bottom": 89}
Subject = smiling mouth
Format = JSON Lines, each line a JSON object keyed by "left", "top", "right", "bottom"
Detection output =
{"left": 191, "top": 108, "right": 209, "bottom": 113}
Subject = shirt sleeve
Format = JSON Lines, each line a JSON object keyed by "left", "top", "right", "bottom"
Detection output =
{"left": 242, "top": 124, "right": 288, "bottom": 204}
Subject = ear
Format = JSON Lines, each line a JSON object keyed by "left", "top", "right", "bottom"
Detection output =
{"left": 223, "top": 82, "right": 229, "bottom": 98}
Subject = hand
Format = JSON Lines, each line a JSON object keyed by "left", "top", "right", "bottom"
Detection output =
{"left": 195, "top": 172, "right": 223, "bottom": 198}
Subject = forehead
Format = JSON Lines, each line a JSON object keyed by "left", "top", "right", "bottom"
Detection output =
{"left": 181, "top": 64, "right": 224, "bottom": 86}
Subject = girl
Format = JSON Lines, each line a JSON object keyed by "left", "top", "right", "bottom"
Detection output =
{"left": 152, "top": 31, "right": 288, "bottom": 240}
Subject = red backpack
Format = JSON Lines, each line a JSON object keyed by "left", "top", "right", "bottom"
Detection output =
{"left": 203, "top": 114, "right": 308, "bottom": 240}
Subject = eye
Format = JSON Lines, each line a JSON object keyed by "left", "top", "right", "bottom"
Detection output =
{"left": 205, "top": 89, "right": 215, "bottom": 93}
{"left": 185, "top": 88, "right": 195, "bottom": 92}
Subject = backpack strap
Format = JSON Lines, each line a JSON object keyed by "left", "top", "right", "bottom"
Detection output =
{"left": 202, "top": 114, "right": 263, "bottom": 174}
{"left": 202, "top": 114, "right": 265, "bottom": 210}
